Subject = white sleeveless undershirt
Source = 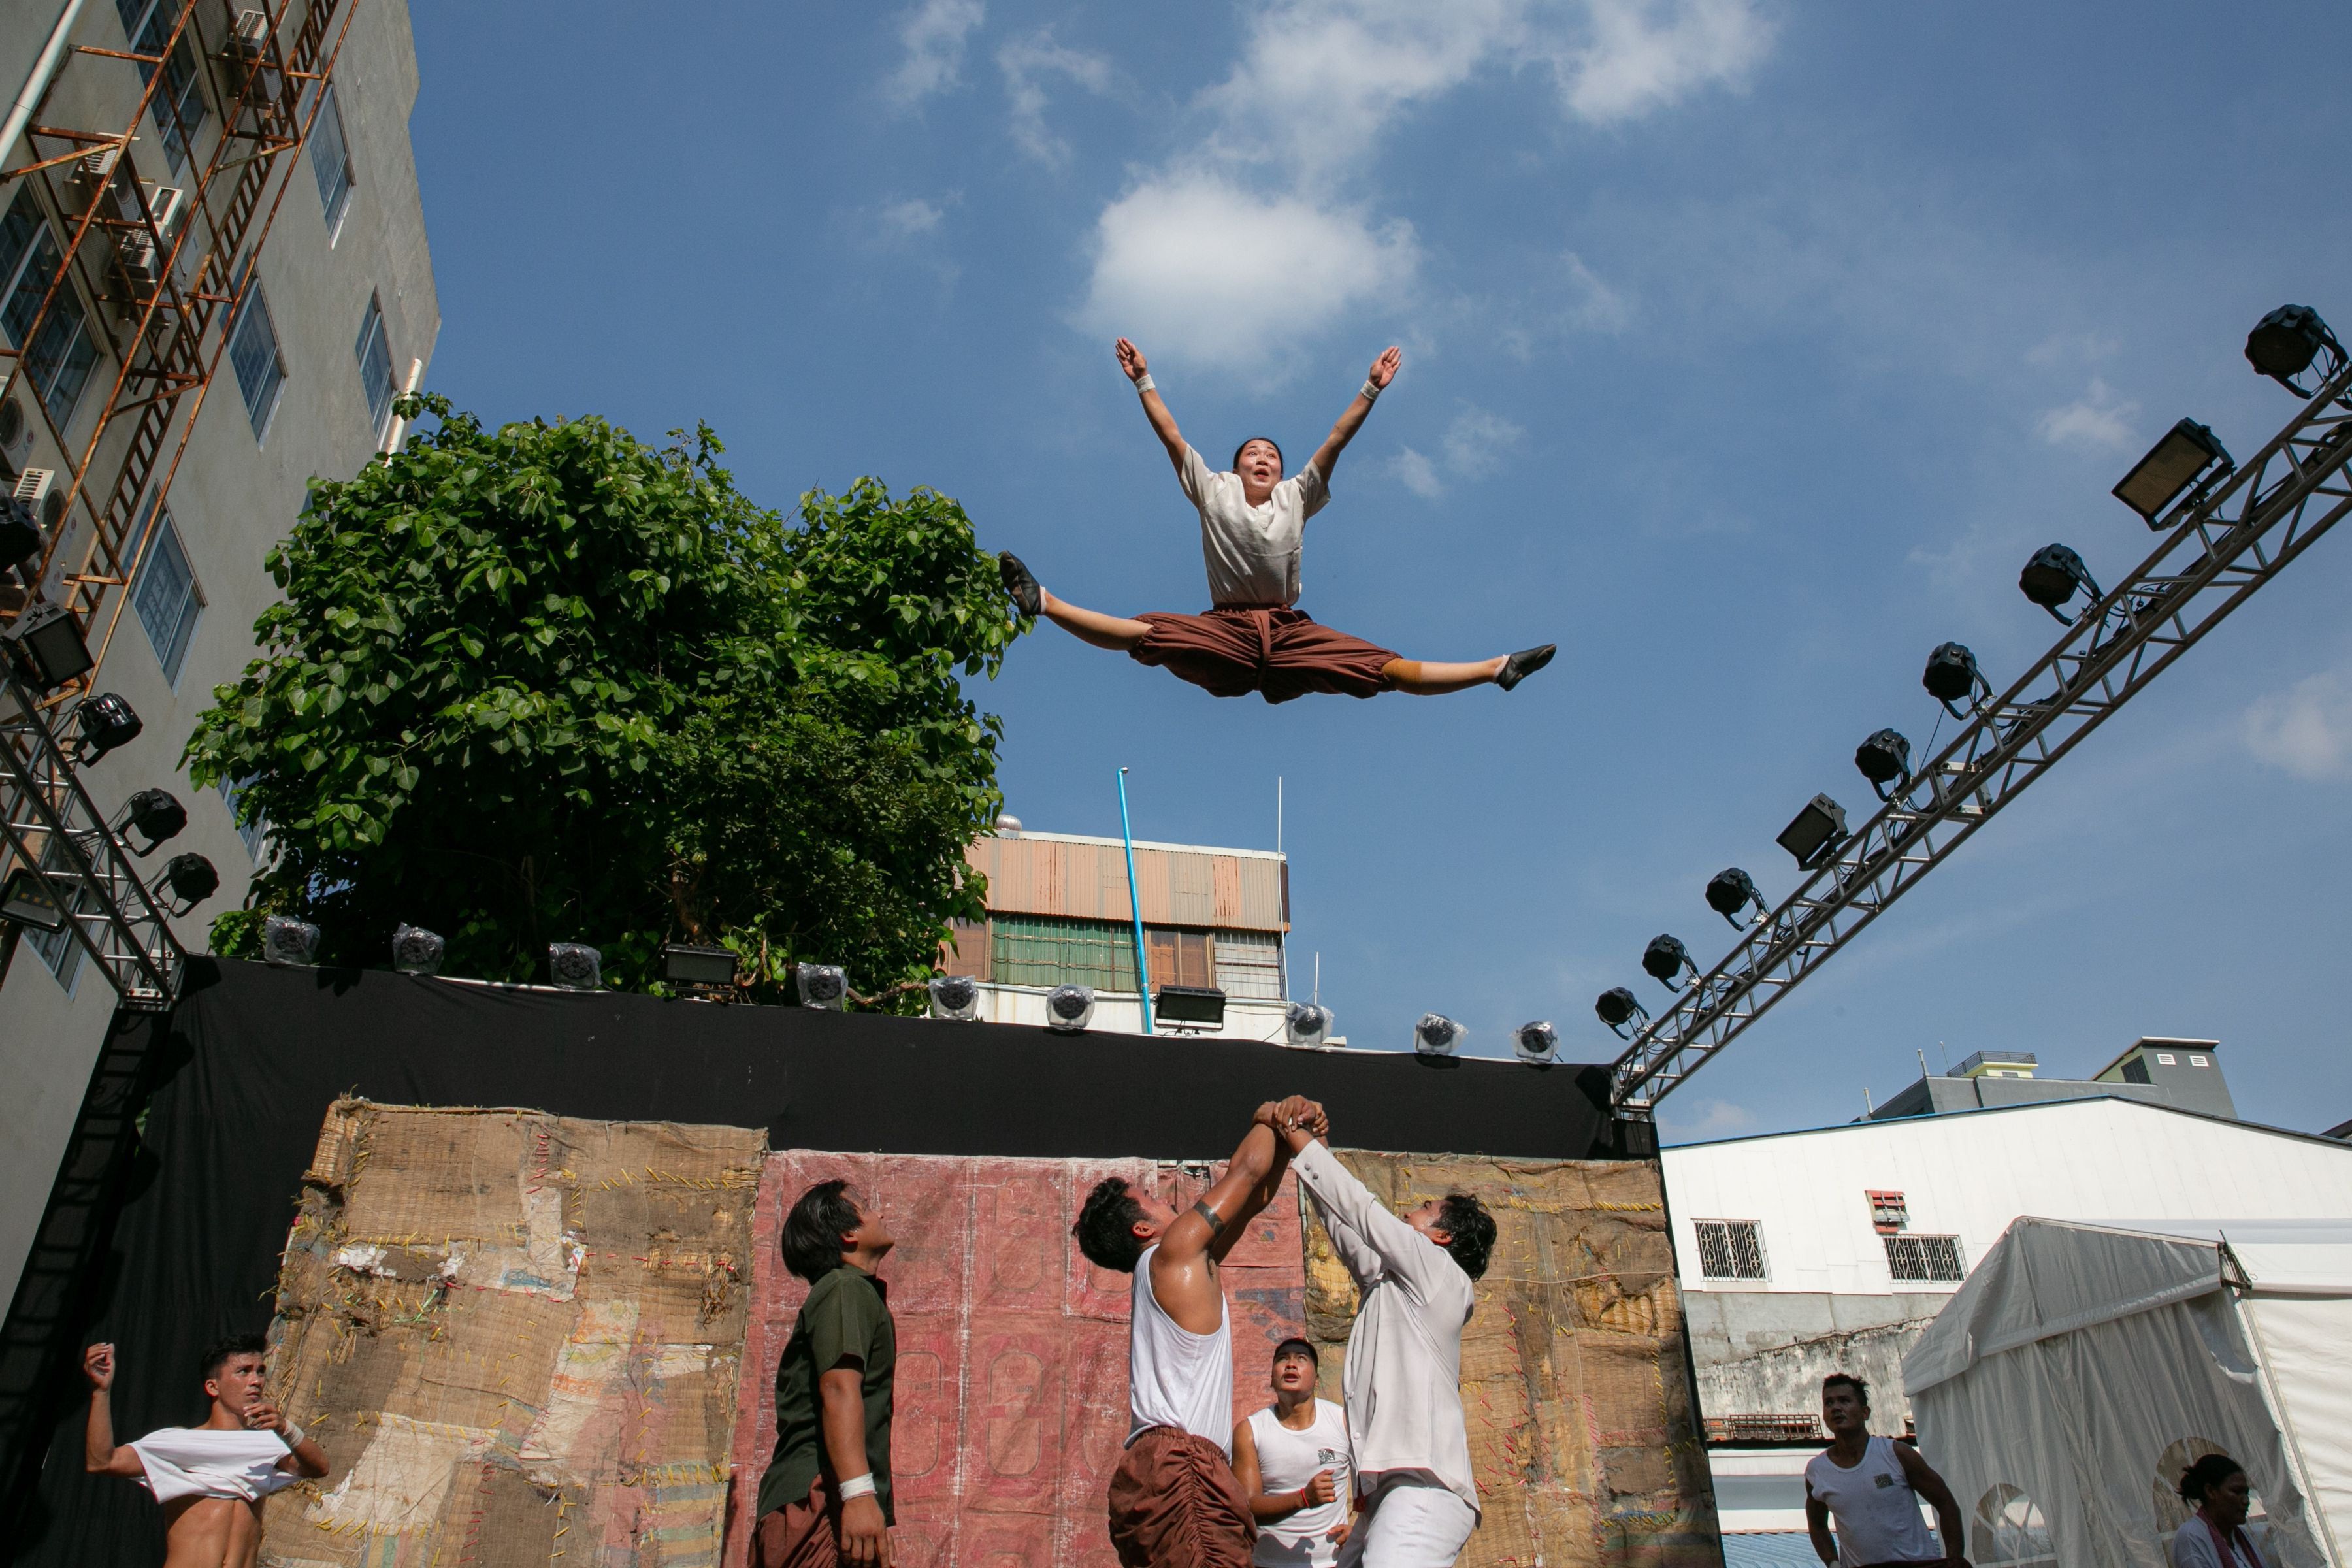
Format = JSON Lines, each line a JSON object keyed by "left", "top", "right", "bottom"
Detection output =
{"left": 1804, "top": 1436, "right": 1939, "bottom": 1567}
{"left": 1247, "top": 1400, "right": 1352, "bottom": 1567}
{"left": 1126, "top": 1243, "right": 1235, "bottom": 1454}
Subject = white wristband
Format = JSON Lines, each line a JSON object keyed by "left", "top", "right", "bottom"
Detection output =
{"left": 280, "top": 1421, "right": 304, "bottom": 1448}
{"left": 1134, "top": 374, "right": 1156, "bottom": 395}
{"left": 837, "top": 1473, "right": 876, "bottom": 1501}
{"left": 1360, "top": 378, "right": 1381, "bottom": 401}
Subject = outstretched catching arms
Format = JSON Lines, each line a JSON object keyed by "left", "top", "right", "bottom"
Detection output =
{"left": 1117, "top": 338, "right": 1188, "bottom": 478}
{"left": 1307, "top": 348, "right": 1400, "bottom": 484}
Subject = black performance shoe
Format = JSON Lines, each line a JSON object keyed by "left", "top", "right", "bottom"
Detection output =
{"left": 998, "top": 551, "right": 1042, "bottom": 617}
{"left": 1496, "top": 643, "right": 1556, "bottom": 692}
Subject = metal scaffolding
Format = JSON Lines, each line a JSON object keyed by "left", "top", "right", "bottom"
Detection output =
{"left": 1611, "top": 355, "right": 2352, "bottom": 1115}
{"left": 0, "top": 0, "right": 362, "bottom": 1009}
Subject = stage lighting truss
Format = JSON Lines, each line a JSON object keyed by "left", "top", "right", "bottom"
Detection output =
{"left": 1610, "top": 331, "right": 2352, "bottom": 1118}
{"left": 928, "top": 973, "right": 980, "bottom": 1021}
{"left": 0, "top": 664, "right": 185, "bottom": 1008}
{"left": 1513, "top": 1020, "right": 1560, "bottom": 1064}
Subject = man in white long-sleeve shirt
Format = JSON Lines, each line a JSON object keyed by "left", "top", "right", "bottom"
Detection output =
{"left": 1274, "top": 1116, "right": 1497, "bottom": 1568}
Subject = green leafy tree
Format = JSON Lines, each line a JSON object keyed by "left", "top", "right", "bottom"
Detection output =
{"left": 184, "top": 395, "right": 1022, "bottom": 1000}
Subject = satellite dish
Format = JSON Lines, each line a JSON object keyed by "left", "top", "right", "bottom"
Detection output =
{"left": 1413, "top": 1013, "right": 1463, "bottom": 1057}
{"left": 928, "top": 973, "right": 979, "bottom": 1021}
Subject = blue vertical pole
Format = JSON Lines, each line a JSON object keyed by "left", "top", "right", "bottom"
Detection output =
{"left": 1119, "top": 766, "right": 1154, "bottom": 1034}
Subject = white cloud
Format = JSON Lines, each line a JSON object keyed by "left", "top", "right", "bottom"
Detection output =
{"left": 876, "top": 197, "right": 945, "bottom": 240}
{"left": 1079, "top": 172, "right": 1418, "bottom": 370}
{"left": 1548, "top": 0, "right": 1772, "bottom": 125}
{"left": 1389, "top": 447, "right": 1443, "bottom": 498}
{"left": 2026, "top": 330, "right": 2120, "bottom": 367}
{"left": 2036, "top": 377, "right": 2139, "bottom": 449}
{"left": 2244, "top": 669, "right": 2352, "bottom": 780}
{"left": 885, "top": 0, "right": 984, "bottom": 108}
{"left": 998, "top": 31, "right": 1113, "bottom": 166}
{"left": 1075, "top": 0, "right": 1766, "bottom": 375}
{"left": 1660, "top": 1096, "right": 1758, "bottom": 1141}
{"left": 1443, "top": 405, "right": 1525, "bottom": 478}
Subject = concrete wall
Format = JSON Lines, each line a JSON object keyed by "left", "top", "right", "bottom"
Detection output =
{"left": 1682, "top": 1288, "right": 1948, "bottom": 1428}
{"left": 0, "top": 0, "right": 438, "bottom": 1308}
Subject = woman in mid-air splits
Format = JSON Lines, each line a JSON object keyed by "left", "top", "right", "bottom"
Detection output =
{"left": 998, "top": 340, "right": 1555, "bottom": 704}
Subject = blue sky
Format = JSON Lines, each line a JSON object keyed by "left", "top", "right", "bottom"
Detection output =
{"left": 407, "top": 1, "right": 2351, "bottom": 1140}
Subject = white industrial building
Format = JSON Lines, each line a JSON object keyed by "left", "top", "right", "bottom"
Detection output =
{"left": 0, "top": 0, "right": 438, "bottom": 1309}
{"left": 1659, "top": 1086, "right": 2352, "bottom": 1563}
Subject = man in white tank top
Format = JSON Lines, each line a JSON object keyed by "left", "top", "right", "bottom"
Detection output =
{"left": 1803, "top": 1374, "right": 1968, "bottom": 1568}
{"left": 1074, "top": 1099, "right": 1316, "bottom": 1568}
{"left": 1233, "top": 1338, "right": 1354, "bottom": 1568}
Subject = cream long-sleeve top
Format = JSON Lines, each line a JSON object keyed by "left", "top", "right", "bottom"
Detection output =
{"left": 1290, "top": 1139, "right": 1480, "bottom": 1520}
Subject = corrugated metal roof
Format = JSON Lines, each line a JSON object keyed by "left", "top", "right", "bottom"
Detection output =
{"left": 965, "top": 831, "right": 1288, "bottom": 932}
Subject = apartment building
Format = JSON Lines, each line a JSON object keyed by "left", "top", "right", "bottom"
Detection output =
{"left": 0, "top": 0, "right": 438, "bottom": 1307}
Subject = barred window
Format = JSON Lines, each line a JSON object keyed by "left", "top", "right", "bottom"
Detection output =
{"left": 1213, "top": 929, "right": 1285, "bottom": 1000}
{"left": 990, "top": 914, "right": 1135, "bottom": 992}
{"left": 1886, "top": 1233, "right": 1965, "bottom": 1282}
{"left": 1694, "top": 1220, "right": 1767, "bottom": 1281}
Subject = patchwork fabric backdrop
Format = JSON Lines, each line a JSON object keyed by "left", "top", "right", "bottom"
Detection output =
{"left": 253, "top": 1105, "right": 1715, "bottom": 1568}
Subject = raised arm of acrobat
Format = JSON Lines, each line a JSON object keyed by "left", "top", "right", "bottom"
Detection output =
{"left": 1308, "top": 347, "right": 1401, "bottom": 483}
{"left": 1117, "top": 338, "right": 1189, "bottom": 477}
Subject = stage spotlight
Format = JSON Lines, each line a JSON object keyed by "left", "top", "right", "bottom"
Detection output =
{"left": 796, "top": 962, "right": 847, "bottom": 1011}
{"left": 549, "top": 942, "right": 602, "bottom": 990}
{"left": 2245, "top": 304, "right": 2343, "bottom": 397}
{"left": 1045, "top": 983, "right": 1095, "bottom": 1033}
{"left": 1595, "top": 986, "right": 1648, "bottom": 1039}
{"left": 1923, "top": 642, "right": 1989, "bottom": 718}
{"left": 1705, "top": 867, "right": 1765, "bottom": 930}
{"left": 1154, "top": 984, "right": 1227, "bottom": 1029}
{"left": 2112, "top": 419, "right": 2232, "bottom": 527}
{"left": 1777, "top": 794, "right": 1848, "bottom": 870}
{"left": 1285, "top": 1002, "right": 1335, "bottom": 1049}
{"left": 1414, "top": 1013, "right": 1463, "bottom": 1056}
{"left": 1513, "top": 1021, "right": 1558, "bottom": 1064}
{"left": 393, "top": 923, "right": 446, "bottom": 975}
{"left": 73, "top": 693, "right": 141, "bottom": 766}
{"left": 2, "top": 867, "right": 67, "bottom": 932}
{"left": 3, "top": 599, "right": 93, "bottom": 691}
{"left": 1854, "top": 728, "right": 1912, "bottom": 801}
{"left": 157, "top": 851, "right": 217, "bottom": 911}
{"left": 662, "top": 943, "right": 737, "bottom": 988}
{"left": 263, "top": 913, "right": 319, "bottom": 967}
{"left": 0, "top": 495, "right": 39, "bottom": 568}
{"left": 120, "top": 787, "right": 186, "bottom": 853}
{"left": 2020, "top": 544, "right": 2100, "bottom": 625}
{"left": 1642, "top": 934, "right": 1698, "bottom": 992}
{"left": 928, "top": 973, "right": 980, "bottom": 1021}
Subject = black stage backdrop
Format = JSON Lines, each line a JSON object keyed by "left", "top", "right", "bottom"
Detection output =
{"left": 2, "top": 957, "right": 1618, "bottom": 1561}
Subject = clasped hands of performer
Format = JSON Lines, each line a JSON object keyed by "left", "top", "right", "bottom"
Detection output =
{"left": 1256, "top": 1096, "right": 1330, "bottom": 1147}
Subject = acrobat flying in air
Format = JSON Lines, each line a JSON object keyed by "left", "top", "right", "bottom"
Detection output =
{"left": 998, "top": 340, "right": 1555, "bottom": 704}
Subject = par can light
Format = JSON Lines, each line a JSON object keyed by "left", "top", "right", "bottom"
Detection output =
{"left": 121, "top": 787, "right": 187, "bottom": 853}
{"left": 0, "top": 495, "right": 39, "bottom": 567}
{"left": 2245, "top": 304, "right": 2342, "bottom": 397}
{"left": 796, "top": 963, "right": 848, "bottom": 1011}
{"left": 1854, "top": 728, "right": 1912, "bottom": 800}
{"left": 928, "top": 973, "right": 980, "bottom": 1021}
{"left": 1705, "top": 867, "right": 1765, "bottom": 930}
{"left": 1413, "top": 1013, "right": 1463, "bottom": 1056}
{"left": 1642, "top": 934, "right": 1697, "bottom": 991}
{"left": 1513, "top": 1020, "right": 1558, "bottom": 1064}
{"left": 2020, "top": 544, "right": 2100, "bottom": 625}
{"left": 1045, "top": 983, "right": 1096, "bottom": 1033}
{"left": 1285, "top": 1002, "right": 1335, "bottom": 1049}
{"left": 548, "top": 942, "right": 602, "bottom": 990}
{"left": 263, "top": 913, "right": 319, "bottom": 968}
{"left": 157, "top": 851, "right": 217, "bottom": 910}
{"left": 1595, "top": 985, "right": 1648, "bottom": 1039}
{"left": 73, "top": 692, "right": 141, "bottom": 766}
{"left": 393, "top": 923, "right": 446, "bottom": 975}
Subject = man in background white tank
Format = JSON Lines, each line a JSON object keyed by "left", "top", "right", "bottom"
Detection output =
{"left": 1804, "top": 1373, "right": 1969, "bottom": 1568}
{"left": 1233, "top": 1337, "right": 1354, "bottom": 1567}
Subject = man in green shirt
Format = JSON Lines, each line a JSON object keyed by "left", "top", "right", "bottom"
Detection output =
{"left": 754, "top": 1179, "right": 898, "bottom": 1568}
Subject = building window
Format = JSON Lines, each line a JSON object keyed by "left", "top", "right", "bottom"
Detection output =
{"left": 116, "top": 0, "right": 209, "bottom": 172}
{"left": 2189, "top": 1055, "right": 2208, "bottom": 1067}
{"left": 1886, "top": 1233, "right": 1965, "bottom": 1282}
{"left": 24, "top": 836, "right": 98, "bottom": 992}
{"left": 1145, "top": 927, "right": 1213, "bottom": 990}
{"left": 1213, "top": 930, "right": 1285, "bottom": 1000}
{"left": 132, "top": 505, "right": 203, "bottom": 683}
{"left": 0, "top": 187, "right": 100, "bottom": 424}
{"left": 1693, "top": 1220, "right": 1768, "bottom": 1281}
{"left": 991, "top": 914, "right": 1136, "bottom": 992}
{"left": 216, "top": 774, "right": 267, "bottom": 860}
{"left": 307, "top": 84, "right": 355, "bottom": 238}
{"left": 2157, "top": 1053, "right": 2176, "bottom": 1065}
{"left": 1868, "top": 1190, "right": 1909, "bottom": 1234}
{"left": 353, "top": 294, "right": 396, "bottom": 436}
{"left": 228, "top": 283, "right": 286, "bottom": 440}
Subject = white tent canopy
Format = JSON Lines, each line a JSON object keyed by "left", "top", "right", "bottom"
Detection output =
{"left": 1904, "top": 1217, "right": 2351, "bottom": 1568}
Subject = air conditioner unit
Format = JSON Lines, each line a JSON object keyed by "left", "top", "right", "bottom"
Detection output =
{"left": 0, "top": 396, "right": 29, "bottom": 467}
{"left": 147, "top": 186, "right": 186, "bottom": 235}
{"left": 227, "top": 10, "right": 270, "bottom": 56}
{"left": 78, "top": 146, "right": 122, "bottom": 184}
{"left": 14, "top": 469, "right": 65, "bottom": 538}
